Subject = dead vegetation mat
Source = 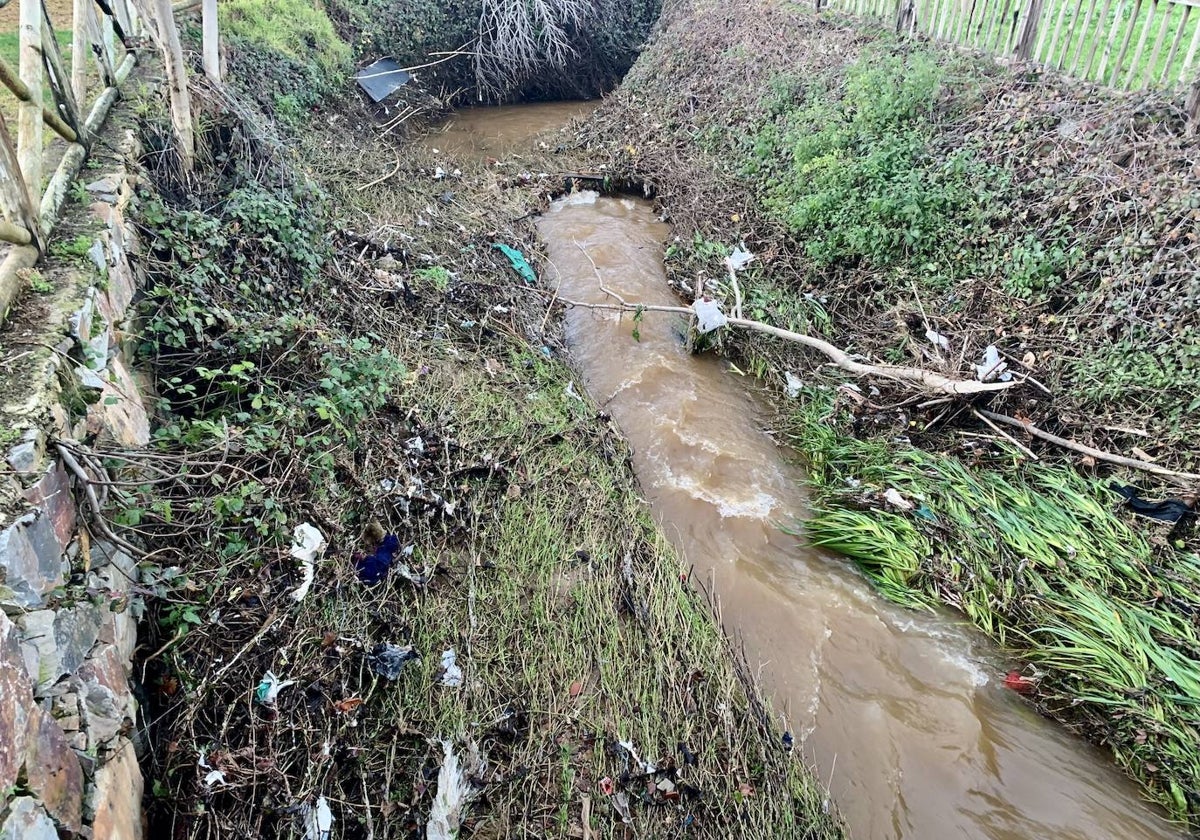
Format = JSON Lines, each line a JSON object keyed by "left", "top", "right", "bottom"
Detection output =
{"left": 115, "top": 81, "right": 842, "bottom": 839}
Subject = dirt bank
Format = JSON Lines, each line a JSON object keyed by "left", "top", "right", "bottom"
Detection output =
{"left": 579, "top": 0, "right": 1200, "bottom": 826}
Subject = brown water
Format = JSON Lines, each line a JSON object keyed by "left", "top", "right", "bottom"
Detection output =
{"left": 534, "top": 191, "right": 1182, "bottom": 840}
{"left": 420, "top": 101, "right": 600, "bottom": 158}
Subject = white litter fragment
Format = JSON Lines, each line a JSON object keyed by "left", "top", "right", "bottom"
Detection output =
{"left": 692, "top": 298, "right": 728, "bottom": 334}
{"left": 616, "top": 739, "right": 655, "bottom": 774}
{"left": 255, "top": 671, "right": 296, "bottom": 706}
{"left": 565, "top": 381, "right": 584, "bottom": 403}
{"left": 427, "top": 741, "right": 474, "bottom": 840}
{"left": 727, "top": 243, "right": 755, "bottom": 271}
{"left": 975, "top": 345, "right": 1013, "bottom": 382}
{"left": 785, "top": 371, "right": 804, "bottom": 399}
{"left": 434, "top": 166, "right": 446, "bottom": 180}
{"left": 440, "top": 648, "right": 463, "bottom": 687}
{"left": 883, "top": 488, "right": 915, "bottom": 511}
{"left": 925, "top": 328, "right": 951, "bottom": 352}
{"left": 288, "top": 523, "right": 326, "bottom": 602}
{"left": 301, "top": 796, "right": 334, "bottom": 840}
{"left": 612, "top": 791, "right": 633, "bottom": 824}
{"left": 198, "top": 749, "right": 224, "bottom": 787}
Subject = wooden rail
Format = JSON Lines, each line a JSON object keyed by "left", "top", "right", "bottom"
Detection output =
{"left": 818, "top": 0, "right": 1200, "bottom": 116}
{"left": 0, "top": 0, "right": 221, "bottom": 324}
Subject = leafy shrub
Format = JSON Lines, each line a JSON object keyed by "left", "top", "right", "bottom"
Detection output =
{"left": 137, "top": 178, "right": 404, "bottom": 544}
{"left": 1004, "top": 231, "right": 1078, "bottom": 299}
{"left": 752, "top": 49, "right": 1001, "bottom": 274}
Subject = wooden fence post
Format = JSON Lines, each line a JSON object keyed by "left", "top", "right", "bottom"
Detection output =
{"left": 0, "top": 111, "right": 40, "bottom": 247}
{"left": 71, "top": 0, "right": 90, "bottom": 103}
{"left": 202, "top": 0, "right": 220, "bottom": 82}
{"left": 1015, "top": 0, "right": 1044, "bottom": 57}
{"left": 17, "top": 0, "right": 43, "bottom": 195}
{"left": 150, "top": 0, "right": 195, "bottom": 170}
{"left": 1187, "top": 75, "right": 1200, "bottom": 132}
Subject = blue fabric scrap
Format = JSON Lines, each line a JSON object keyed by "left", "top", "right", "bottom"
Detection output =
{"left": 357, "top": 534, "right": 401, "bottom": 584}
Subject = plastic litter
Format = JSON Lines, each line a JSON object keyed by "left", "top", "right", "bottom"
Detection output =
{"left": 1004, "top": 670, "right": 1037, "bottom": 694}
{"left": 925, "top": 328, "right": 951, "bottom": 352}
{"left": 198, "top": 750, "right": 225, "bottom": 787}
{"left": 975, "top": 345, "right": 1013, "bottom": 382}
{"left": 255, "top": 671, "right": 296, "bottom": 706}
{"left": 299, "top": 796, "right": 334, "bottom": 840}
{"left": 357, "top": 534, "right": 401, "bottom": 585}
{"left": 692, "top": 298, "right": 728, "bottom": 334}
{"left": 427, "top": 741, "right": 474, "bottom": 840}
{"left": 883, "top": 488, "right": 914, "bottom": 511}
{"left": 492, "top": 243, "right": 537, "bottom": 285}
{"left": 565, "top": 381, "right": 584, "bottom": 403}
{"left": 726, "top": 243, "right": 754, "bottom": 271}
{"left": 368, "top": 643, "right": 420, "bottom": 680}
{"left": 785, "top": 371, "right": 804, "bottom": 399}
{"left": 612, "top": 791, "right": 633, "bottom": 824}
{"left": 288, "top": 522, "right": 326, "bottom": 602}
{"left": 354, "top": 58, "right": 412, "bottom": 102}
{"left": 440, "top": 648, "right": 463, "bottom": 687}
{"left": 1111, "top": 484, "right": 1194, "bottom": 523}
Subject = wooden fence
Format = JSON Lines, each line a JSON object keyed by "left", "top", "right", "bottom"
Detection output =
{"left": 0, "top": 0, "right": 219, "bottom": 323}
{"left": 819, "top": 0, "right": 1200, "bottom": 108}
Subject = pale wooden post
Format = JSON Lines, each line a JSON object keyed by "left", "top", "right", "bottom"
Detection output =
{"left": 71, "top": 0, "right": 90, "bottom": 104}
{"left": 1068, "top": 0, "right": 1101, "bottom": 74}
{"left": 17, "top": 0, "right": 43, "bottom": 196}
{"left": 0, "top": 111, "right": 40, "bottom": 247}
{"left": 40, "top": 0, "right": 84, "bottom": 139}
{"left": 1186, "top": 73, "right": 1200, "bottom": 132}
{"left": 1160, "top": 5, "right": 1191, "bottom": 85}
{"left": 1179, "top": 8, "right": 1200, "bottom": 84}
{"left": 202, "top": 0, "right": 220, "bottom": 82}
{"left": 151, "top": 0, "right": 195, "bottom": 169}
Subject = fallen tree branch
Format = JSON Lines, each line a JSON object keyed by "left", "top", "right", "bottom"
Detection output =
{"left": 977, "top": 410, "right": 1200, "bottom": 484}
{"left": 530, "top": 287, "right": 1016, "bottom": 396}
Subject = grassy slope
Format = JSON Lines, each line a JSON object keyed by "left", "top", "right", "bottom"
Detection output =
{"left": 126, "top": 5, "right": 843, "bottom": 838}
{"left": 580, "top": 0, "right": 1200, "bottom": 827}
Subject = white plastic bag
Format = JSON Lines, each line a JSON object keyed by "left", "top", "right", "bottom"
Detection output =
{"left": 692, "top": 298, "right": 728, "bottom": 334}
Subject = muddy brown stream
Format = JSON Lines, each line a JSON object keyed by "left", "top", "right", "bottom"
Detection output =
{"left": 431, "top": 105, "right": 1183, "bottom": 839}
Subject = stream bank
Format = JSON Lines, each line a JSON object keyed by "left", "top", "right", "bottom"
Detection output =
{"left": 114, "top": 22, "right": 843, "bottom": 839}
{"left": 578, "top": 0, "right": 1200, "bottom": 827}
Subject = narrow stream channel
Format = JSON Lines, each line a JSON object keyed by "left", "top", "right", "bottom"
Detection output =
{"left": 429, "top": 105, "right": 1183, "bottom": 839}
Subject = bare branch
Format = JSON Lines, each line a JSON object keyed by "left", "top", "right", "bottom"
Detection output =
{"left": 976, "top": 410, "right": 1200, "bottom": 484}
{"left": 474, "top": 0, "right": 596, "bottom": 97}
{"left": 525, "top": 287, "right": 1016, "bottom": 397}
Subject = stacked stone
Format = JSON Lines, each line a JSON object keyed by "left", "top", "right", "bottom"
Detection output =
{"left": 1, "top": 151, "right": 149, "bottom": 839}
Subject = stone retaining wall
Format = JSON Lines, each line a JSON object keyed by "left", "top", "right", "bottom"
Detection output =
{"left": 1, "top": 123, "right": 150, "bottom": 840}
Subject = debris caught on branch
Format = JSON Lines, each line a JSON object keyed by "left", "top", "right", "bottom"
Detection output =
{"left": 524, "top": 286, "right": 1016, "bottom": 397}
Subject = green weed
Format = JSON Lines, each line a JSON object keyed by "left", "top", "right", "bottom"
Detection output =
{"left": 749, "top": 49, "right": 1003, "bottom": 276}
{"left": 787, "top": 386, "right": 1200, "bottom": 823}
{"left": 27, "top": 271, "right": 53, "bottom": 294}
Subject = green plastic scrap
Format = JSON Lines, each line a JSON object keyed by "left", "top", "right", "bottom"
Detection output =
{"left": 492, "top": 243, "right": 537, "bottom": 285}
